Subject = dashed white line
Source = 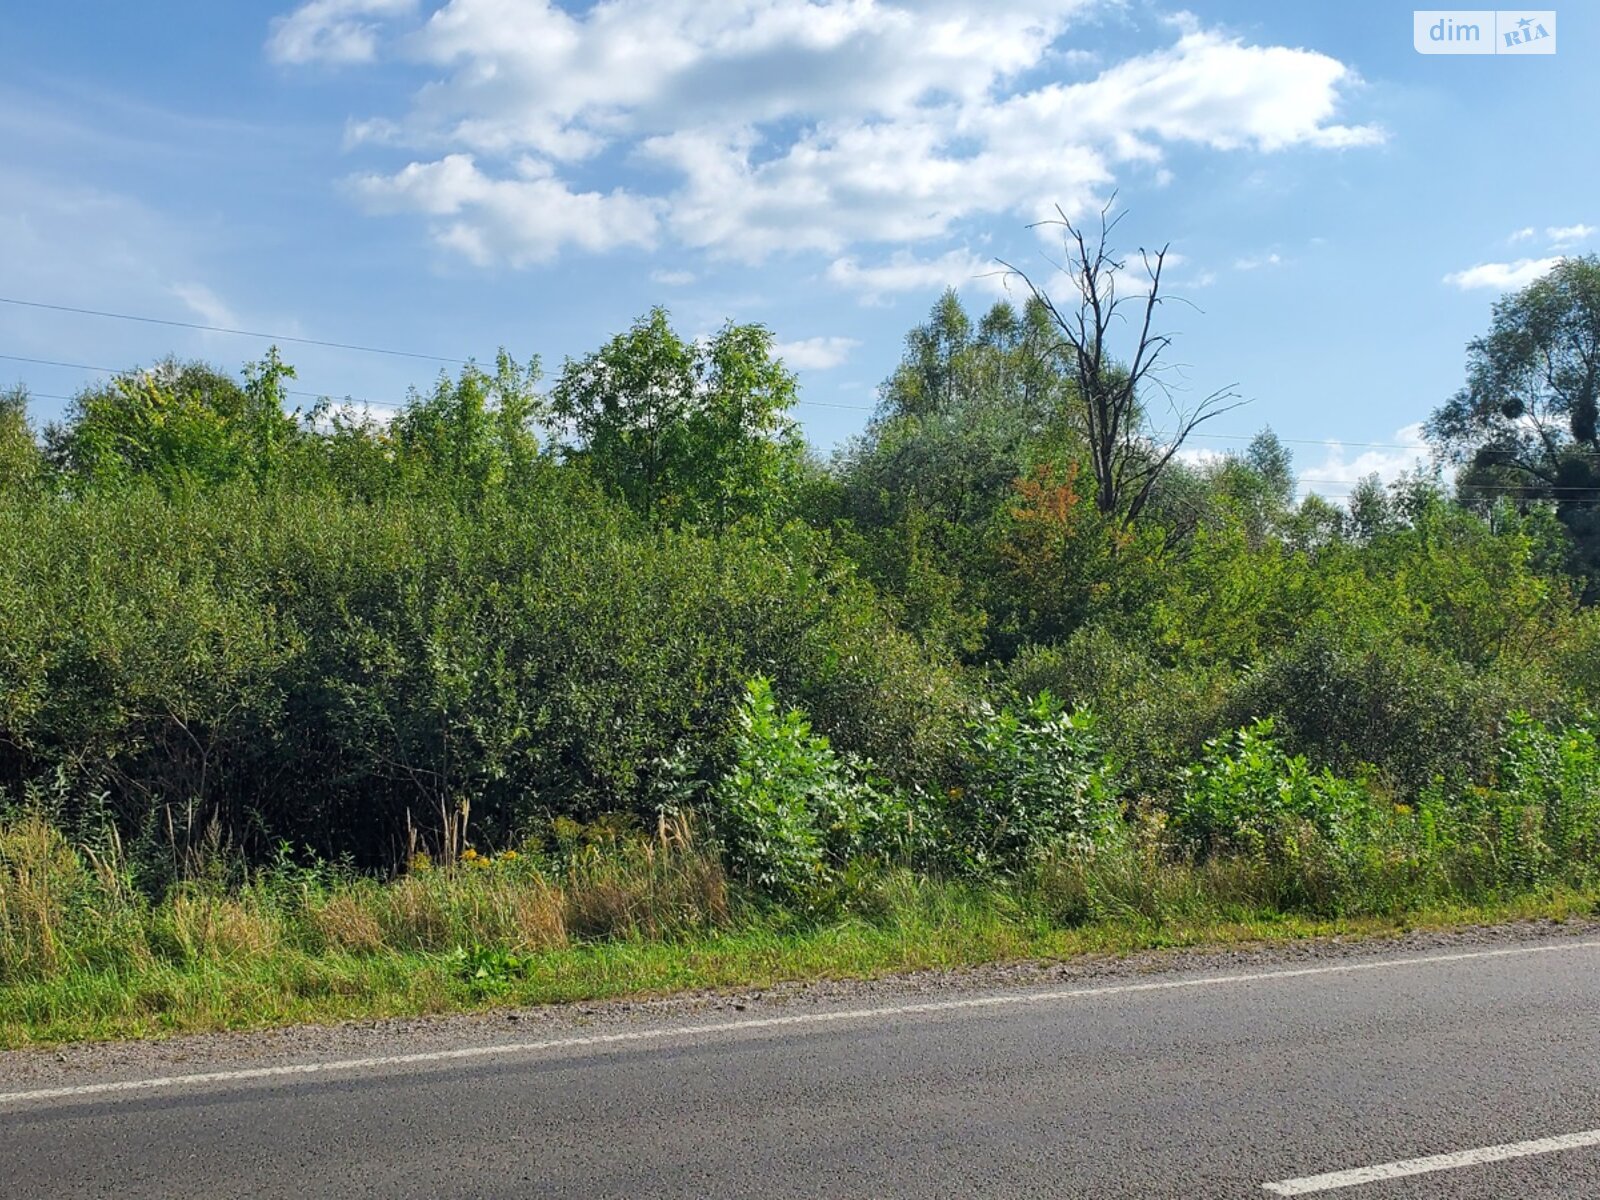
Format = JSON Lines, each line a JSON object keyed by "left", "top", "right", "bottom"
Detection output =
{"left": 1262, "top": 1128, "right": 1600, "bottom": 1194}
{"left": 2, "top": 938, "right": 1597, "bottom": 1109}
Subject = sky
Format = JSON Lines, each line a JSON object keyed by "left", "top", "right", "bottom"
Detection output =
{"left": 1, "top": 1, "right": 1593, "bottom": 500}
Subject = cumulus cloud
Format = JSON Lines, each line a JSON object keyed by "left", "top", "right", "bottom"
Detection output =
{"left": 1509, "top": 226, "right": 1536, "bottom": 243}
{"left": 1233, "top": 252, "right": 1282, "bottom": 271}
{"left": 1547, "top": 223, "right": 1595, "bottom": 248}
{"left": 267, "top": 0, "right": 416, "bottom": 65}
{"left": 1299, "top": 423, "right": 1430, "bottom": 498}
{"left": 772, "top": 336, "right": 860, "bottom": 370}
{"left": 1443, "top": 256, "right": 1562, "bottom": 291}
{"left": 650, "top": 269, "right": 696, "bottom": 286}
{"left": 273, "top": 0, "right": 1380, "bottom": 280}
{"left": 825, "top": 250, "right": 1004, "bottom": 304}
{"left": 348, "top": 152, "right": 658, "bottom": 264}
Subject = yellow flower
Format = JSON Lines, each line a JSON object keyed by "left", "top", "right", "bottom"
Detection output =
{"left": 461, "top": 847, "right": 480, "bottom": 862}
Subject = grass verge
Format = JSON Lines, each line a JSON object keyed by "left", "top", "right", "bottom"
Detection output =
{"left": 3, "top": 874, "right": 1594, "bottom": 1050}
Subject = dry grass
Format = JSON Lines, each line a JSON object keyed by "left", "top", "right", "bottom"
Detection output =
{"left": 0, "top": 815, "right": 83, "bottom": 981}
{"left": 308, "top": 893, "right": 386, "bottom": 954}
{"left": 159, "top": 891, "right": 281, "bottom": 963}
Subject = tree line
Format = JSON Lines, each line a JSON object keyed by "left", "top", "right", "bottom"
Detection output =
{"left": 2, "top": 231, "right": 1598, "bottom": 892}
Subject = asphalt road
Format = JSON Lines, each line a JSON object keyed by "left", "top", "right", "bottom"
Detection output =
{"left": 4, "top": 935, "right": 1600, "bottom": 1198}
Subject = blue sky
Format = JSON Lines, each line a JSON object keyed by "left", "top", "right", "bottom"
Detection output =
{"left": 1, "top": 2, "right": 1593, "bottom": 498}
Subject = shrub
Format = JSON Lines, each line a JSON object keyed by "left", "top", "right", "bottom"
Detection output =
{"left": 946, "top": 692, "right": 1118, "bottom": 873}
{"left": 0, "top": 480, "right": 959, "bottom": 870}
{"left": 1222, "top": 628, "right": 1553, "bottom": 798}
{"left": 712, "top": 678, "right": 836, "bottom": 901}
{"left": 1480, "top": 714, "right": 1600, "bottom": 884}
{"left": 1173, "top": 720, "right": 1374, "bottom": 861}
{"left": 998, "top": 631, "right": 1232, "bottom": 795}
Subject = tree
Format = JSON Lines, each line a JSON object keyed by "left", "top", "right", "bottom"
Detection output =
{"left": 551, "top": 308, "right": 805, "bottom": 529}
{"left": 1001, "top": 199, "right": 1240, "bottom": 527}
{"left": 834, "top": 293, "right": 1077, "bottom": 656}
{"left": 0, "top": 386, "right": 43, "bottom": 493}
{"left": 1428, "top": 255, "right": 1600, "bottom": 587}
{"left": 390, "top": 351, "right": 543, "bottom": 500}
{"left": 46, "top": 350, "right": 300, "bottom": 492}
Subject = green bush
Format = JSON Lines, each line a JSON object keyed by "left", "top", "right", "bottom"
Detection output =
{"left": 1221, "top": 629, "right": 1552, "bottom": 798}
{"left": 945, "top": 692, "right": 1118, "bottom": 873}
{"left": 1477, "top": 714, "right": 1600, "bottom": 884}
{"left": 0, "top": 479, "right": 957, "bottom": 871}
{"left": 1173, "top": 720, "right": 1374, "bottom": 859}
{"left": 710, "top": 677, "right": 906, "bottom": 902}
{"left": 997, "top": 630, "right": 1232, "bottom": 795}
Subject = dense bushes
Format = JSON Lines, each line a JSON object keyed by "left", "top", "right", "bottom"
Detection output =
{"left": 945, "top": 693, "right": 1116, "bottom": 872}
{"left": 5, "top": 292, "right": 1600, "bottom": 933}
{"left": 0, "top": 476, "right": 959, "bottom": 870}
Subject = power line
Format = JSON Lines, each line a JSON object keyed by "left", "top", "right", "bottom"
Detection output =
{"left": 0, "top": 340, "right": 1560, "bottom": 456}
{"left": 0, "top": 297, "right": 468, "bottom": 366}
{"left": 1, "top": 359, "right": 879, "bottom": 417}
{"left": 0, "top": 354, "right": 406, "bottom": 410}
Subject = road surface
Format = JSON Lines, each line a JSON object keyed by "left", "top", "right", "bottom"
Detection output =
{"left": 3, "top": 931, "right": 1599, "bottom": 1197}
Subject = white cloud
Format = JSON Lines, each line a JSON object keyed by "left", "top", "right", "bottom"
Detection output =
{"left": 1300, "top": 423, "right": 1430, "bottom": 498}
{"left": 1509, "top": 226, "right": 1536, "bottom": 243}
{"left": 171, "top": 282, "right": 240, "bottom": 328}
{"left": 280, "top": 1, "right": 1380, "bottom": 273}
{"left": 1547, "top": 223, "right": 1595, "bottom": 248}
{"left": 650, "top": 269, "right": 696, "bottom": 286}
{"left": 267, "top": 0, "right": 416, "bottom": 65}
{"left": 349, "top": 153, "right": 658, "bottom": 264}
{"left": 1233, "top": 252, "right": 1282, "bottom": 271}
{"left": 1175, "top": 445, "right": 1229, "bottom": 469}
{"left": 772, "top": 336, "right": 860, "bottom": 370}
{"left": 1443, "top": 256, "right": 1562, "bottom": 291}
{"left": 826, "top": 249, "right": 1003, "bottom": 304}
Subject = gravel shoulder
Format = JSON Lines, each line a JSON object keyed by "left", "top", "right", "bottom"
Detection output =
{"left": 3, "top": 914, "right": 1594, "bottom": 1090}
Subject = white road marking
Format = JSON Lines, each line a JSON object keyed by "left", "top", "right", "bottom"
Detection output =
{"left": 2, "top": 938, "right": 1597, "bottom": 1109}
{"left": 1262, "top": 1129, "right": 1600, "bottom": 1195}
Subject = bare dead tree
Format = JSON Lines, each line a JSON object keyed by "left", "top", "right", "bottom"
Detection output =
{"left": 998, "top": 197, "right": 1243, "bottom": 527}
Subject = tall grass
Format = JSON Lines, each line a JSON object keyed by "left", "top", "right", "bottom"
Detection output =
{"left": 0, "top": 812, "right": 730, "bottom": 992}
{"left": 4, "top": 796, "right": 1598, "bottom": 1049}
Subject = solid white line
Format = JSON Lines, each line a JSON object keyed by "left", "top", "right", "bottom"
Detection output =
{"left": 1262, "top": 1129, "right": 1600, "bottom": 1194}
{"left": 2, "top": 938, "right": 1597, "bottom": 1109}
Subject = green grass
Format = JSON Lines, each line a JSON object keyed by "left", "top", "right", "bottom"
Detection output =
{"left": 3, "top": 871, "right": 1594, "bottom": 1050}
{"left": 6, "top": 810, "right": 1600, "bottom": 1049}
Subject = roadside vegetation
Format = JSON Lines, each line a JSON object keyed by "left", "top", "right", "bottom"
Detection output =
{"left": 3, "top": 233, "right": 1599, "bottom": 1047}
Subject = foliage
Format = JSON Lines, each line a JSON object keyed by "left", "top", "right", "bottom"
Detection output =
{"left": 1489, "top": 713, "right": 1600, "bottom": 879}
{"left": 711, "top": 678, "right": 907, "bottom": 903}
{"left": 551, "top": 308, "right": 806, "bottom": 529}
{"left": 1173, "top": 720, "right": 1374, "bottom": 861}
{"left": 46, "top": 352, "right": 300, "bottom": 492}
{"left": 1429, "top": 255, "right": 1600, "bottom": 590}
{"left": 946, "top": 693, "right": 1118, "bottom": 873}
{"left": 0, "top": 478, "right": 957, "bottom": 868}
{"left": 446, "top": 943, "right": 531, "bottom": 996}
